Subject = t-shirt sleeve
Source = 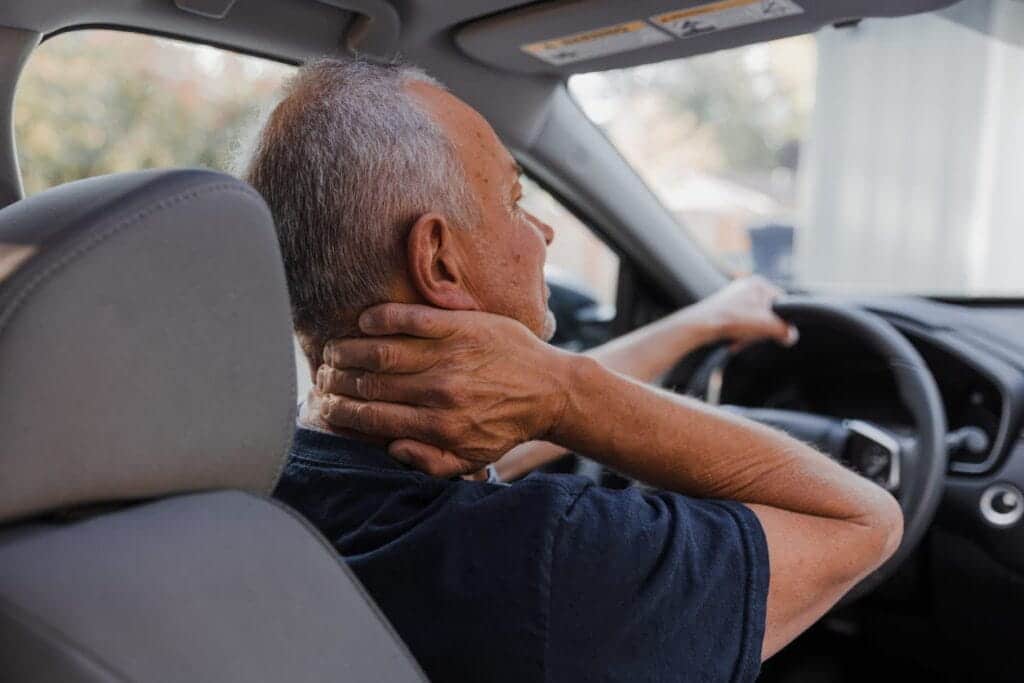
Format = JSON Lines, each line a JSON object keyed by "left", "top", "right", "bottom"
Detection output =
{"left": 545, "top": 481, "right": 769, "bottom": 683}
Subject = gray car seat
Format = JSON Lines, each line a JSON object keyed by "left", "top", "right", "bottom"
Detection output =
{"left": 0, "top": 169, "right": 427, "bottom": 682}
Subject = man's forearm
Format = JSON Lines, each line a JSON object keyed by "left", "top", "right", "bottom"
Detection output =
{"left": 586, "top": 307, "right": 718, "bottom": 383}
{"left": 552, "top": 355, "right": 896, "bottom": 522}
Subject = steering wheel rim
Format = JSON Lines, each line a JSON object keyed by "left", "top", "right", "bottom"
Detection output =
{"left": 768, "top": 297, "right": 948, "bottom": 598}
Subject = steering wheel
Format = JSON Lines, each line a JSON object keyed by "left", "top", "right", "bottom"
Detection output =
{"left": 575, "top": 297, "right": 948, "bottom": 599}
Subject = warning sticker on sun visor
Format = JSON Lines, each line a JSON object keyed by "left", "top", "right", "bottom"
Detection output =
{"left": 522, "top": 21, "right": 671, "bottom": 66}
{"left": 652, "top": 0, "right": 803, "bottom": 39}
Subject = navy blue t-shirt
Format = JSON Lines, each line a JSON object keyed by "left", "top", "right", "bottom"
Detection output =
{"left": 274, "top": 427, "right": 769, "bottom": 682}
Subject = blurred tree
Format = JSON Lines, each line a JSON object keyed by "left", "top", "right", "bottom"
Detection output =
{"left": 571, "top": 37, "right": 815, "bottom": 180}
{"left": 569, "top": 36, "right": 816, "bottom": 277}
{"left": 15, "top": 30, "right": 292, "bottom": 195}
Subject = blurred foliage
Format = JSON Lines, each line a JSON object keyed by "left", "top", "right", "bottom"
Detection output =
{"left": 15, "top": 30, "right": 292, "bottom": 196}
{"left": 571, "top": 37, "right": 815, "bottom": 178}
{"left": 569, "top": 37, "right": 816, "bottom": 277}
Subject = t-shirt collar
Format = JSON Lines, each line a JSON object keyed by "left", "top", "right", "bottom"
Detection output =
{"left": 292, "top": 425, "right": 412, "bottom": 473}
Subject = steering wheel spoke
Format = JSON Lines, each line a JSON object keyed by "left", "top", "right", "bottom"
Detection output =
{"left": 843, "top": 419, "right": 902, "bottom": 493}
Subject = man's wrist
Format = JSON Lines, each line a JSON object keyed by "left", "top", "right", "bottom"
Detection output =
{"left": 543, "top": 352, "right": 605, "bottom": 448}
{"left": 668, "top": 303, "right": 726, "bottom": 349}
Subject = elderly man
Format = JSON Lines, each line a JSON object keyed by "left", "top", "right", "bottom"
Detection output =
{"left": 245, "top": 58, "right": 901, "bottom": 682}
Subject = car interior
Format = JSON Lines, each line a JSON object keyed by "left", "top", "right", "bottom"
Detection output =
{"left": 1, "top": 0, "right": 1022, "bottom": 681}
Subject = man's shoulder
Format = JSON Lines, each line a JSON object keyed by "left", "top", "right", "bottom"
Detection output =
{"left": 443, "top": 473, "right": 595, "bottom": 531}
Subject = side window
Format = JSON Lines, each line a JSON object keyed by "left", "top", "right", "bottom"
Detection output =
{"left": 14, "top": 30, "right": 293, "bottom": 194}
{"left": 519, "top": 176, "right": 619, "bottom": 350}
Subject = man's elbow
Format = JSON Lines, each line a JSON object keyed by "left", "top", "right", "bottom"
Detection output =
{"left": 828, "top": 492, "right": 904, "bottom": 589}
{"left": 858, "top": 492, "right": 904, "bottom": 576}
{"left": 876, "top": 492, "right": 904, "bottom": 564}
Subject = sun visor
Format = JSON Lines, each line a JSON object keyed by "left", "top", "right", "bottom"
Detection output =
{"left": 457, "top": 0, "right": 962, "bottom": 76}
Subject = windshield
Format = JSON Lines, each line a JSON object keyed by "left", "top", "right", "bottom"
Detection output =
{"left": 569, "top": 0, "right": 1024, "bottom": 297}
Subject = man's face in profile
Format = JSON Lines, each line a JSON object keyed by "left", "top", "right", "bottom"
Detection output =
{"left": 408, "top": 82, "right": 557, "bottom": 341}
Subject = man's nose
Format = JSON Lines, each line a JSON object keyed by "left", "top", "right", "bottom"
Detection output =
{"left": 529, "top": 211, "right": 555, "bottom": 246}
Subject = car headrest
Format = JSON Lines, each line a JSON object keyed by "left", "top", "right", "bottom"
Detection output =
{"left": 0, "top": 169, "right": 297, "bottom": 524}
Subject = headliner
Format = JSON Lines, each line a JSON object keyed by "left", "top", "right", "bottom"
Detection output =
{"left": 1, "top": 0, "right": 963, "bottom": 73}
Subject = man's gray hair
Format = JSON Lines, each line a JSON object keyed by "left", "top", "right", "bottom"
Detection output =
{"left": 242, "top": 58, "right": 478, "bottom": 347}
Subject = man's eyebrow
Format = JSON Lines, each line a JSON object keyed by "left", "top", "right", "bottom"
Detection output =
{"left": 512, "top": 160, "right": 523, "bottom": 178}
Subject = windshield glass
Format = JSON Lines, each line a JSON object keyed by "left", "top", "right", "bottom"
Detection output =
{"left": 569, "top": 0, "right": 1024, "bottom": 297}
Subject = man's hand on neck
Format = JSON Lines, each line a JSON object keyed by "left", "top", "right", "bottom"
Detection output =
{"left": 312, "top": 303, "right": 574, "bottom": 476}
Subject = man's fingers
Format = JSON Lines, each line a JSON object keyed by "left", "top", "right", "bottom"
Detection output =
{"left": 358, "top": 303, "right": 462, "bottom": 339}
{"left": 764, "top": 315, "right": 799, "bottom": 346}
{"left": 320, "top": 393, "right": 428, "bottom": 439}
{"left": 782, "top": 324, "right": 800, "bottom": 346}
{"left": 322, "top": 337, "right": 436, "bottom": 373}
{"left": 317, "top": 365, "right": 456, "bottom": 407}
{"left": 388, "top": 439, "right": 482, "bottom": 478}
{"left": 756, "top": 280, "right": 797, "bottom": 346}
{"left": 729, "top": 321, "right": 796, "bottom": 352}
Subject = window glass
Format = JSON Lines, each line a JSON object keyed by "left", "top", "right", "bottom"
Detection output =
{"left": 15, "top": 30, "right": 293, "bottom": 194}
{"left": 569, "top": 0, "right": 1024, "bottom": 297}
{"left": 520, "top": 176, "right": 619, "bottom": 308}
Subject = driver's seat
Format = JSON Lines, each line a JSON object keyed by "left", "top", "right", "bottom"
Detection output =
{"left": 0, "top": 169, "right": 426, "bottom": 682}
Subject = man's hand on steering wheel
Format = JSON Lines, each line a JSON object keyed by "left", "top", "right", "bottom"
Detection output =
{"left": 686, "top": 275, "right": 799, "bottom": 351}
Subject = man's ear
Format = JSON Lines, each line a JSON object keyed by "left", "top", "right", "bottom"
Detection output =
{"left": 406, "top": 212, "right": 479, "bottom": 311}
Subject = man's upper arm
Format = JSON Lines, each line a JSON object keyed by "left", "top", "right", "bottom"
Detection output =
{"left": 747, "top": 500, "right": 901, "bottom": 660}
{"left": 545, "top": 482, "right": 769, "bottom": 683}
